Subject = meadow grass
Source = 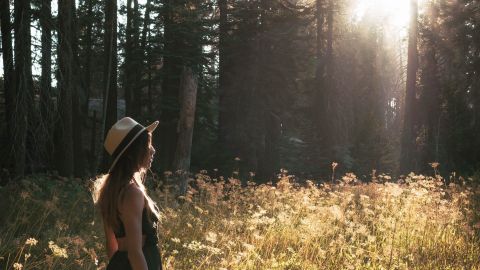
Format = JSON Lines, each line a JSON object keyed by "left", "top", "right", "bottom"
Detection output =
{"left": 0, "top": 171, "right": 479, "bottom": 269}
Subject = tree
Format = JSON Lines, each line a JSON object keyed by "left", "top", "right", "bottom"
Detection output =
{"left": 55, "top": 0, "right": 75, "bottom": 176}
{"left": 173, "top": 67, "right": 198, "bottom": 194}
{"left": 39, "top": 0, "right": 54, "bottom": 168}
{"left": 124, "top": 0, "right": 141, "bottom": 118}
{"left": 101, "top": 0, "right": 118, "bottom": 172}
{"left": 0, "top": 0, "right": 15, "bottom": 167}
{"left": 13, "top": 0, "right": 34, "bottom": 176}
{"left": 400, "top": 0, "right": 419, "bottom": 174}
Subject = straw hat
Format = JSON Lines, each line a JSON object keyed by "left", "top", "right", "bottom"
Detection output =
{"left": 104, "top": 117, "right": 159, "bottom": 173}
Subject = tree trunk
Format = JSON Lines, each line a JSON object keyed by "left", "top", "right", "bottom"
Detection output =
{"left": 159, "top": 0, "right": 183, "bottom": 171}
{"left": 40, "top": 0, "right": 54, "bottom": 168}
{"left": 173, "top": 67, "right": 198, "bottom": 195}
{"left": 83, "top": 0, "right": 93, "bottom": 115}
{"left": 55, "top": 0, "right": 75, "bottom": 177}
{"left": 131, "top": 0, "right": 141, "bottom": 117}
{"left": 124, "top": 0, "right": 141, "bottom": 118}
{"left": 101, "top": 0, "right": 118, "bottom": 172}
{"left": 217, "top": 0, "right": 240, "bottom": 173}
{"left": 324, "top": 0, "right": 335, "bottom": 159}
{"left": 0, "top": 0, "right": 15, "bottom": 167}
{"left": 315, "top": 0, "right": 325, "bottom": 81}
{"left": 400, "top": 0, "right": 419, "bottom": 174}
{"left": 13, "top": 0, "right": 33, "bottom": 176}
{"left": 141, "top": 0, "right": 152, "bottom": 116}
{"left": 421, "top": 1, "right": 441, "bottom": 171}
{"left": 71, "top": 2, "right": 87, "bottom": 177}
{"left": 82, "top": 0, "right": 95, "bottom": 173}
{"left": 313, "top": 0, "right": 330, "bottom": 175}
{"left": 140, "top": 0, "right": 151, "bottom": 50}
{"left": 124, "top": 0, "right": 134, "bottom": 116}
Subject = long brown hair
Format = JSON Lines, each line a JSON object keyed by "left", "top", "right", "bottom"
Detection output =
{"left": 92, "top": 130, "right": 159, "bottom": 231}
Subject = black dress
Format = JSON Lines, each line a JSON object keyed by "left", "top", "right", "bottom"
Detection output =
{"left": 107, "top": 208, "right": 162, "bottom": 270}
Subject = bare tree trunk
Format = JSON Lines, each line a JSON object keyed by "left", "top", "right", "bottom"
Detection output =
{"left": 173, "top": 67, "right": 198, "bottom": 195}
{"left": 421, "top": 1, "right": 441, "bottom": 171}
{"left": 40, "top": 0, "right": 54, "bottom": 169}
{"left": 141, "top": 0, "right": 152, "bottom": 117}
{"left": 13, "top": 0, "right": 33, "bottom": 176}
{"left": 400, "top": 0, "right": 419, "bottom": 174}
{"left": 313, "top": 0, "right": 331, "bottom": 175}
{"left": 159, "top": 0, "right": 182, "bottom": 171}
{"left": 0, "top": 0, "right": 15, "bottom": 167}
{"left": 83, "top": 0, "right": 93, "bottom": 115}
{"left": 71, "top": 2, "right": 87, "bottom": 177}
{"left": 101, "top": 0, "right": 118, "bottom": 172}
{"left": 82, "top": 0, "right": 95, "bottom": 173}
{"left": 124, "top": 0, "right": 134, "bottom": 116}
{"left": 125, "top": 0, "right": 141, "bottom": 118}
{"left": 218, "top": 0, "right": 229, "bottom": 151}
{"left": 55, "top": 0, "right": 75, "bottom": 177}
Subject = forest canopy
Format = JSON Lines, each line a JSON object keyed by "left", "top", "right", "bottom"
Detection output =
{"left": 0, "top": 0, "right": 479, "bottom": 182}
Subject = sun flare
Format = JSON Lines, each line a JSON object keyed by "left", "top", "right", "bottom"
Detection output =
{"left": 352, "top": 0, "right": 415, "bottom": 29}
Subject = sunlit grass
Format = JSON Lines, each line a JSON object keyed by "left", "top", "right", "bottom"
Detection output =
{"left": 1, "top": 171, "right": 479, "bottom": 269}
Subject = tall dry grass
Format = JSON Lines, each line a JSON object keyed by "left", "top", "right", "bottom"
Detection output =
{"left": 1, "top": 171, "right": 479, "bottom": 269}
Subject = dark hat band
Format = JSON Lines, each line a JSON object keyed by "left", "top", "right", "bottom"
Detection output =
{"left": 111, "top": 124, "right": 144, "bottom": 160}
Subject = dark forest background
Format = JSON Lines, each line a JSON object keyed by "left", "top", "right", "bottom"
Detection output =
{"left": 0, "top": 0, "right": 479, "bottom": 182}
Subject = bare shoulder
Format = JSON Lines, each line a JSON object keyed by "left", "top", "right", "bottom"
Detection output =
{"left": 120, "top": 183, "right": 145, "bottom": 213}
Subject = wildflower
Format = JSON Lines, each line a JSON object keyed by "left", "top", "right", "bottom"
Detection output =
{"left": 332, "top": 162, "right": 338, "bottom": 170}
{"left": 172, "top": 250, "right": 179, "bottom": 255}
{"left": 171, "top": 237, "right": 181, "bottom": 243}
{"left": 71, "top": 236, "right": 85, "bottom": 247}
{"left": 242, "top": 242, "right": 255, "bottom": 251}
{"left": 24, "top": 253, "right": 31, "bottom": 261}
{"left": 25, "top": 238, "right": 38, "bottom": 246}
{"left": 205, "top": 232, "right": 217, "bottom": 243}
{"left": 55, "top": 221, "right": 69, "bottom": 231}
{"left": 20, "top": 191, "right": 30, "bottom": 199}
{"left": 48, "top": 241, "right": 68, "bottom": 258}
{"left": 13, "top": 263, "right": 23, "bottom": 270}
{"left": 329, "top": 205, "right": 344, "bottom": 220}
{"left": 194, "top": 205, "right": 204, "bottom": 214}
{"left": 234, "top": 157, "right": 241, "bottom": 161}
{"left": 429, "top": 162, "right": 440, "bottom": 169}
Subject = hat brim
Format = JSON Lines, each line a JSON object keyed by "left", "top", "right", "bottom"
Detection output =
{"left": 146, "top": 120, "right": 159, "bottom": 132}
{"left": 107, "top": 120, "right": 159, "bottom": 173}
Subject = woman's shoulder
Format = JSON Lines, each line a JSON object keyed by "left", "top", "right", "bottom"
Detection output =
{"left": 120, "top": 183, "right": 145, "bottom": 211}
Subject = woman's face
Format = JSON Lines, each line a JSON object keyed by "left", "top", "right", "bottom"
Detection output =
{"left": 145, "top": 133, "right": 155, "bottom": 169}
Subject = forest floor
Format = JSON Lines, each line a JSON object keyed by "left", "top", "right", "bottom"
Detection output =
{"left": 0, "top": 172, "right": 479, "bottom": 270}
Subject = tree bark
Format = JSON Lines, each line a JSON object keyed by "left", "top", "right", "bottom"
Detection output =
{"left": 55, "top": 0, "right": 75, "bottom": 177}
{"left": 71, "top": 2, "right": 87, "bottom": 177}
{"left": 40, "top": 0, "right": 54, "bottom": 168}
{"left": 124, "top": 0, "right": 141, "bottom": 118}
{"left": 173, "top": 67, "right": 198, "bottom": 195}
{"left": 400, "top": 0, "right": 419, "bottom": 174}
{"left": 124, "top": 0, "right": 134, "bottom": 116}
{"left": 159, "top": 0, "right": 183, "bottom": 171}
{"left": 83, "top": 0, "right": 94, "bottom": 115}
{"left": 101, "top": 0, "right": 118, "bottom": 172}
{"left": 0, "top": 0, "right": 15, "bottom": 167}
{"left": 13, "top": 0, "right": 33, "bottom": 176}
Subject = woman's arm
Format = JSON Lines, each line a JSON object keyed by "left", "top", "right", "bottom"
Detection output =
{"left": 121, "top": 184, "right": 148, "bottom": 270}
{"left": 103, "top": 221, "right": 118, "bottom": 259}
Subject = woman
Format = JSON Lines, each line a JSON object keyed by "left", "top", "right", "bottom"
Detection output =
{"left": 93, "top": 117, "right": 162, "bottom": 270}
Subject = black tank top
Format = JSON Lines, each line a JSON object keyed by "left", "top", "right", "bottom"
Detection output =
{"left": 114, "top": 208, "right": 158, "bottom": 245}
